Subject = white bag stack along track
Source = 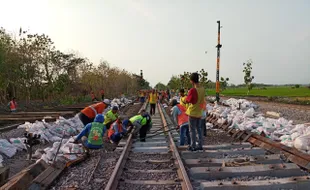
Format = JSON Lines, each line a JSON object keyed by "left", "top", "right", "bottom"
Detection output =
{"left": 207, "top": 98, "right": 310, "bottom": 154}
{"left": 0, "top": 98, "right": 133, "bottom": 166}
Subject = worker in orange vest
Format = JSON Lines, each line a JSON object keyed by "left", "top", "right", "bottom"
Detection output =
{"left": 108, "top": 117, "right": 129, "bottom": 144}
{"left": 170, "top": 99, "right": 191, "bottom": 146}
{"left": 8, "top": 97, "right": 17, "bottom": 112}
{"left": 79, "top": 99, "right": 110, "bottom": 126}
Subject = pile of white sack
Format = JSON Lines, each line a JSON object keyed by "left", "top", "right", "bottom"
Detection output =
{"left": 208, "top": 98, "right": 310, "bottom": 154}
{"left": 0, "top": 98, "right": 133, "bottom": 165}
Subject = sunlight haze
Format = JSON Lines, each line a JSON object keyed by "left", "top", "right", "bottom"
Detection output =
{"left": 1, "top": 0, "right": 309, "bottom": 87}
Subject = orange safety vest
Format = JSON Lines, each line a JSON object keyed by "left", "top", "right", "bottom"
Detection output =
{"left": 81, "top": 102, "right": 106, "bottom": 119}
{"left": 10, "top": 101, "right": 17, "bottom": 111}
{"left": 176, "top": 104, "right": 188, "bottom": 126}
{"left": 108, "top": 121, "right": 124, "bottom": 138}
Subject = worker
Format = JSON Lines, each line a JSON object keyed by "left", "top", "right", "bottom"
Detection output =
{"left": 100, "top": 89, "right": 105, "bottom": 100}
{"left": 73, "top": 114, "right": 106, "bottom": 155}
{"left": 166, "top": 89, "right": 171, "bottom": 101}
{"left": 185, "top": 72, "right": 205, "bottom": 152}
{"left": 179, "top": 89, "right": 188, "bottom": 109}
{"left": 129, "top": 110, "right": 152, "bottom": 142}
{"left": 108, "top": 117, "right": 128, "bottom": 144}
{"left": 8, "top": 97, "right": 17, "bottom": 112}
{"left": 148, "top": 89, "right": 158, "bottom": 116}
{"left": 79, "top": 99, "right": 110, "bottom": 126}
{"left": 139, "top": 90, "right": 145, "bottom": 103}
{"left": 170, "top": 99, "right": 191, "bottom": 146}
{"left": 90, "top": 91, "right": 98, "bottom": 102}
{"left": 104, "top": 106, "right": 119, "bottom": 129}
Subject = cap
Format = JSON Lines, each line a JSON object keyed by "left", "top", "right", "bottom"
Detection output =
{"left": 112, "top": 106, "right": 119, "bottom": 111}
{"left": 103, "top": 99, "right": 110, "bottom": 105}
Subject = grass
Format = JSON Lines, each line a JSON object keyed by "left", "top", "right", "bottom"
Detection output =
{"left": 207, "top": 87, "right": 310, "bottom": 97}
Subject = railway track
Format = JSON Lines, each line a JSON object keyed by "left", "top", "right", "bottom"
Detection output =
{"left": 105, "top": 103, "right": 191, "bottom": 190}
{"left": 106, "top": 101, "right": 310, "bottom": 190}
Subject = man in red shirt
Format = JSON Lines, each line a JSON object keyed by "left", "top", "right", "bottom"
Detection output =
{"left": 185, "top": 73, "right": 205, "bottom": 152}
{"left": 100, "top": 89, "right": 105, "bottom": 100}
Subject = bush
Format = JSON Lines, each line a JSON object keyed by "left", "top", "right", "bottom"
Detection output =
{"left": 295, "top": 84, "right": 300, "bottom": 88}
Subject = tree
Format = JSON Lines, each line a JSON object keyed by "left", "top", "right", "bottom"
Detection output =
{"left": 167, "top": 76, "right": 181, "bottom": 90}
{"left": 243, "top": 59, "right": 254, "bottom": 95}
{"left": 220, "top": 77, "right": 230, "bottom": 91}
{"left": 154, "top": 82, "right": 167, "bottom": 90}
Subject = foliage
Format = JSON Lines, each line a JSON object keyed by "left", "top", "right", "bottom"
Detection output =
{"left": 154, "top": 82, "right": 167, "bottom": 90}
{"left": 220, "top": 77, "right": 230, "bottom": 91}
{"left": 167, "top": 69, "right": 211, "bottom": 90}
{"left": 295, "top": 84, "right": 300, "bottom": 88}
{"left": 0, "top": 27, "right": 150, "bottom": 104}
{"left": 243, "top": 59, "right": 255, "bottom": 95}
{"left": 207, "top": 86, "right": 310, "bottom": 97}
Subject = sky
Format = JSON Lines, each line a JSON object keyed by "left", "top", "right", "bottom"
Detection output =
{"left": 0, "top": 0, "right": 309, "bottom": 87}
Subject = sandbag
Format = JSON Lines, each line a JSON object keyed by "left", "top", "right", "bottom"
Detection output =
{"left": 294, "top": 134, "right": 310, "bottom": 151}
{"left": 0, "top": 139, "right": 17, "bottom": 157}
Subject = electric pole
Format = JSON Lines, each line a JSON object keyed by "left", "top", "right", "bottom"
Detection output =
{"left": 216, "top": 20, "right": 222, "bottom": 103}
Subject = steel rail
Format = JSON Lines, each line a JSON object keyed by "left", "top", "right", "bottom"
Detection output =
{"left": 206, "top": 113, "right": 310, "bottom": 170}
{"left": 157, "top": 103, "right": 193, "bottom": 190}
{"left": 104, "top": 101, "right": 148, "bottom": 190}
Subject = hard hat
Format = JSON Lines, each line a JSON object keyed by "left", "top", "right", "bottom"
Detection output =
{"left": 103, "top": 99, "right": 110, "bottom": 105}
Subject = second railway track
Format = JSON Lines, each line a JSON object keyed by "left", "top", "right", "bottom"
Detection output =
{"left": 106, "top": 101, "right": 310, "bottom": 190}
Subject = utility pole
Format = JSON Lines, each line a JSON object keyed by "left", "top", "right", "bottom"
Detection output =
{"left": 140, "top": 70, "right": 143, "bottom": 88}
{"left": 216, "top": 20, "right": 222, "bottom": 103}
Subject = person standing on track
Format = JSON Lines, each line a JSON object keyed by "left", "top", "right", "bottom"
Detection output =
{"left": 104, "top": 106, "right": 119, "bottom": 129}
{"left": 73, "top": 114, "right": 106, "bottom": 156}
{"left": 100, "top": 89, "right": 105, "bottom": 100}
{"left": 170, "top": 99, "right": 191, "bottom": 146}
{"left": 90, "top": 91, "right": 98, "bottom": 102}
{"left": 79, "top": 99, "right": 110, "bottom": 126}
{"left": 8, "top": 97, "right": 17, "bottom": 112}
{"left": 185, "top": 72, "right": 205, "bottom": 152}
{"left": 108, "top": 117, "right": 128, "bottom": 144}
{"left": 149, "top": 89, "right": 158, "bottom": 116}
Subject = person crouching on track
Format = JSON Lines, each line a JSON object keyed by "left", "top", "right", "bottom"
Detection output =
{"left": 170, "top": 99, "right": 191, "bottom": 146}
{"left": 108, "top": 117, "right": 128, "bottom": 144}
{"left": 79, "top": 99, "right": 110, "bottom": 126}
{"left": 73, "top": 114, "right": 106, "bottom": 156}
{"left": 130, "top": 110, "right": 152, "bottom": 142}
{"left": 104, "top": 106, "right": 119, "bottom": 129}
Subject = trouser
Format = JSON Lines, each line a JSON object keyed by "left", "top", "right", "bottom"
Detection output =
{"left": 189, "top": 117, "right": 203, "bottom": 149}
{"left": 81, "top": 136, "right": 102, "bottom": 152}
{"left": 180, "top": 124, "right": 191, "bottom": 146}
{"left": 79, "top": 113, "right": 93, "bottom": 126}
{"left": 110, "top": 132, "right": 123, "bottom": 143}
{"left": 150, "top": 103, "right": 156, "bottom": 115}
{"left": 140, "top": 97, "right": 145, "bottom": 103}
{"left": 139, "top": 124, "right": 149, "bottom": 141}
{"left": 132, "top": 121, "right": 142, "bottom": 135}
{"left": 201, "top": 118, "right": 207, "bottom": 137}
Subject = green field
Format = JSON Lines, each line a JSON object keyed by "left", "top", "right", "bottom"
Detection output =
{"left": 207, "top": 87, "right": 310, "bottom": 97}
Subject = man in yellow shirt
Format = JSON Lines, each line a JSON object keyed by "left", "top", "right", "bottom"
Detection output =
{"left": 185, "top": 73, "right": 205, "bottom": 152}
{"left": 148, "top": 89, "right": 158, "bottom": 116}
